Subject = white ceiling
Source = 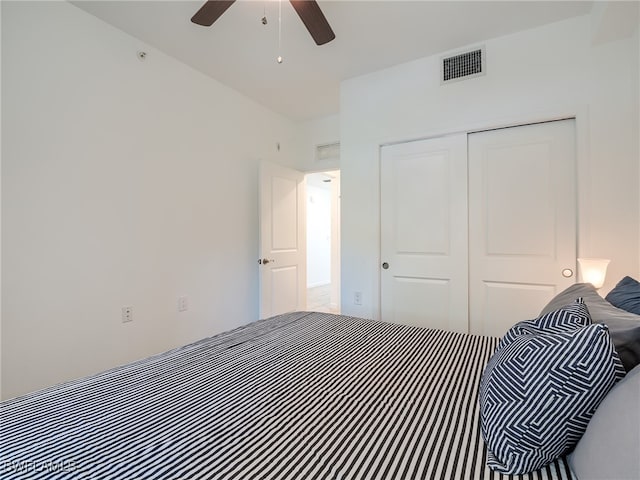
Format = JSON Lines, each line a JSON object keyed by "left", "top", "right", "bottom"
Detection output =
{"left": 73, "top": 0, "right": 594, "bottom": 121}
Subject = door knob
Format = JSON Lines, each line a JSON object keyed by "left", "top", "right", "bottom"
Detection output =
{"left": 562, "top": 268, "right": 573, "bottom": 278}
{"left": 260, "top": 258, "right": 275, "bottom": 265}
{"left": 382, "top": 262, "right": 389, "bottom": 270}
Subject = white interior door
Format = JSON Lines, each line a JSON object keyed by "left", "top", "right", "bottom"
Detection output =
{"left": 468, "top": 119, "right": 577, "bottom": 336}
{"left": 380, "top": 134, "right": 468, "bottom": 332}
{"left": 259, "top": 161, "right": 306, "bottom": 319}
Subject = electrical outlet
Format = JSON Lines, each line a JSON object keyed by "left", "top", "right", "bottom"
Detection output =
{"left": 178, "top": 295, "right": 188, "bottom": 312}
{"left": 121, "top": 306, "right": 133, "bottom": 323}
{"left": 354, "top": 291, "right": 362, "bottom": 305}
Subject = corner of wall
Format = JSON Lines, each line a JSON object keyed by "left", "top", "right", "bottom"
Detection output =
{"left": 634, "top": 28, "right": 640, "bottom": 275}
{"left": 0, "top": 0, "right": 4, "bottom": 400}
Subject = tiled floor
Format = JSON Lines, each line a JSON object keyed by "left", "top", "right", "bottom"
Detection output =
{"left": 307, "top": 284, "right": 339, "bottom": 314}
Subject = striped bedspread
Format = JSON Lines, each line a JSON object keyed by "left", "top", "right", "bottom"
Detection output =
{"left": 1, "top": 312, "right": 575, "bottom": 479}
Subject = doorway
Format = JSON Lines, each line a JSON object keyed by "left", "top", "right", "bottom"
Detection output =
{"left": 306, "top": 170, "right": 340, "bottom": 313}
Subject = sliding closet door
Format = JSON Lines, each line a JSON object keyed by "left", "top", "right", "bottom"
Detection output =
{"left": 380, "top": 134, "right": 468, "bottom": 332}
{"left": 468, "top": 119, "right": 576, "bottom": 337}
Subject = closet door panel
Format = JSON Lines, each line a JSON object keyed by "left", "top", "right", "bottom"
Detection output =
{"left": 391, "top": 277, "right": 450, "bottom": 330}
{"left": 468, "top": 120, "right": 577, "bottom": 337}
{"left": 380, "top": 134, "right": 468, "bottom": 332}
{"left": 481, "top": 282, "right": 556, "bottom": 332}
{"left": 484, "top": 143, "right": 555, "bottom": 256}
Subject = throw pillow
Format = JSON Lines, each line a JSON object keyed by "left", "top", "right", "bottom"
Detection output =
{"left": 605, "top": 276, "right": 640, "bottom": 315}
{"left": 498, "top": 298, "right": 590, "bottom": 350}
{"left": 480, "top": 316, "right": 624, "bottom": 475}
{"left": 540, "top": 283, "right": 640, "bottom": 372}
{"left": 569, "top": 364, "right": 640, "bottom": 480}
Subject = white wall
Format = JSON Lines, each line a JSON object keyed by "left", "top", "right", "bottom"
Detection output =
{"left": 340, "top": 13, "right": 639, "bottom": 319}
{"left": 1, "top": 1, "right": 303, "bottom": 399}
{"left": 298, "top": 114, "right": 340, "bottom": 172}
{"left": 637, "top": 29, "right": 640, "bottom": 273}
{"left": 0, "top": 1, "right": 3, "bottom": 395}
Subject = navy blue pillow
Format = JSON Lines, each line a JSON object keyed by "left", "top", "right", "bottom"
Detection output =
{"left": 605, "top": 276, "right": 640, "bottom": 315}
{"left": 480, "top": 303, "right": 625, "bottom": 475}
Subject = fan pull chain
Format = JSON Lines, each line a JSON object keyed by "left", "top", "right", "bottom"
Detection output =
{"left": 261, "top": 3, "right": 267, "bottom": 25}
{"left": 277, "top": 0, "right": 283, "bottom": 64}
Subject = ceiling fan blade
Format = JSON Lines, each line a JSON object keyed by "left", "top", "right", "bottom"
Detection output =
{"left": 191, "top": 0, "right": 236, "bottom": 27}
{"left": 289, "top": 0, "right": 335, "bottom": 46}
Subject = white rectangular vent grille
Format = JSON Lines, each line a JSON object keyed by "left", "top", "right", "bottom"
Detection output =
{"left": 316, "top": 142, "right": 340, "bottom": 162}
{"left": 442, "top": 47, "right": 485, "bottom": 83}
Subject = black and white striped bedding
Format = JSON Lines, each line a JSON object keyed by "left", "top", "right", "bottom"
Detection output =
{"left": 0, "top": 312, "right": 576, "bottom": 479}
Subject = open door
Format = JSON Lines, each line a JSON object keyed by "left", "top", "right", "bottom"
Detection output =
{"left": 259, "top": 161, "right": 306, "bottom": 319}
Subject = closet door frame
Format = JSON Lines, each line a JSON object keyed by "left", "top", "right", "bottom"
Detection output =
{"left": 377, "top": 108, "right": 591, "bottom": 329}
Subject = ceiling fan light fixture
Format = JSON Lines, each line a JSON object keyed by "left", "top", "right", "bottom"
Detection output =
{"left": 191, "top": 0, "right": 335, "bottom": 46}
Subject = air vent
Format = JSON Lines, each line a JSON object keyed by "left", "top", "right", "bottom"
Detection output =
{"left": 315, "top": 142, "right": 340, "bottom": 162}
{"left": 441, "top": 47, "right": 485, "bottom": 84}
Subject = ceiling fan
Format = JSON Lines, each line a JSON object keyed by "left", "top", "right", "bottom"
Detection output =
{"left": 191, "top": 0, "right": 336, "bottom": 46}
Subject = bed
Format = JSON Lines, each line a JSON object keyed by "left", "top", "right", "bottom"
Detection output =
{"left": 0, "top": 311, "right": 577, "bottom": 480}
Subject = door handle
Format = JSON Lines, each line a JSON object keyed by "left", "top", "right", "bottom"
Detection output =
{"left": 382, "top": 262, "right": 389, "bottom": 270}
{"left": 259, "top": 258, "right": 275, "bottom": 265}
{"left": 562, "top": 268, "right": 573, "bottom": 278}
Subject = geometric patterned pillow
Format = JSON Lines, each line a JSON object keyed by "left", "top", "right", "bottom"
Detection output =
{"left": 480, "top": 317, "right": 625, "bottom": 475}
{"left": 497, "top": 298, "right": 591, "bottom": 351}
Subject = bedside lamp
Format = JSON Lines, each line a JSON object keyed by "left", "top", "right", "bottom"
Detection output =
{"left": 577, "top": 258, "right": 610, "bottom": 289}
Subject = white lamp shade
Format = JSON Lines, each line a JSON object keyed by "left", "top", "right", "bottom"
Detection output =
{"left": 577, "top": 258, "right": 610, "bottom": 289}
